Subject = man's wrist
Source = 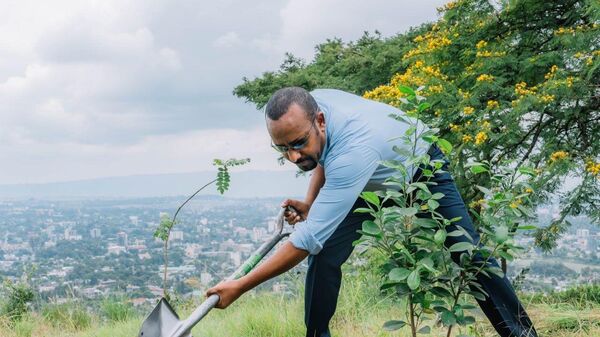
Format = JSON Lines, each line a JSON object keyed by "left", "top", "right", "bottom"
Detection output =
{"left": 237, "top": 275, "right": 254, "bottom": 293}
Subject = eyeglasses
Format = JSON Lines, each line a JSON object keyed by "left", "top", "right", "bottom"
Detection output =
{"left": 271, "top": 120, "right": 316, "bottom": 154}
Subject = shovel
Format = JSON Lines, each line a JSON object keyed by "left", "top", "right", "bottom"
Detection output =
{"left": 138, "top": 206, "right": 295, "bottom": 337}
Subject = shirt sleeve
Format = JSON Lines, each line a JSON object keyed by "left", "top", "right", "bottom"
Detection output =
{"left": 289, "top": 146, "right": 381, "bottom": 255}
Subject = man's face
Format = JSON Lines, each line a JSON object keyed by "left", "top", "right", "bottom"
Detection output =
{"left": 266, "top": 103, "right": 325, "bottom": 172}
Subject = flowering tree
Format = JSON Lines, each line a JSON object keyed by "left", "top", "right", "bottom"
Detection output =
{"left": 362, "top": 0, "right": 600, "bottom": 252}
{"left": 234, "top": 0, "right": 600, "bottom": 253}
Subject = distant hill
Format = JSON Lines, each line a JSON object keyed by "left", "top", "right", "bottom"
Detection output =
{"left": 0, "top": 170, "right": 309, "bottom": 199}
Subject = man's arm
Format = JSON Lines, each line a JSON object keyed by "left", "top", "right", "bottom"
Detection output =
{"left": 283, "top": 164, "right": 325, "bottom": 224}
{"left": 207, "top": 147, "right": 380, "bottom": 307}
{"left": 206, "top": 241, "right": 308, "bottom": 308}
{"left": 305, "top": 164, "right": 325, "bottom": 206}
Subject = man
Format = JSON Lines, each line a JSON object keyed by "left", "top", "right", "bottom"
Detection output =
{"left": 207, "top": 87, "right": 537, "bottom": 337}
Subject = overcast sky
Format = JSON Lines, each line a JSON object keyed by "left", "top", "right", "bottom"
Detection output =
{"left": 0, "top": 0, "right": 446, "bottom": 184}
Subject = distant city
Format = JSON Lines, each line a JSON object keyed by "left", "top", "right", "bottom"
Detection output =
{"left": 0, "top": 196, "right": 598, "bottom": 309}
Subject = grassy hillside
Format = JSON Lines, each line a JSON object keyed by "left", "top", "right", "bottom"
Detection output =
{"left": 2, "top": 274, "right": 600, "bottom": 337}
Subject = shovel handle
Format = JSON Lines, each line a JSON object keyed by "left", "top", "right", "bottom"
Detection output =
{"left": 175, "top": 206, "right": 296, "bottom": 336}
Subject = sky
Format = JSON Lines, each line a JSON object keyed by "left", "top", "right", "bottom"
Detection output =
{"left": 0, "top": 0, "right": 447, "bottom": 185}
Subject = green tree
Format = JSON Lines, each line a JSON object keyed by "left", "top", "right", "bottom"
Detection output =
{"left": 234, "top": 0, "right": 600, "bottom": 253}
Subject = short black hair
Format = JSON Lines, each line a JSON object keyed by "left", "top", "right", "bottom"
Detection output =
{"left": 264, "top": 87, "right": 318, "bottom": 121}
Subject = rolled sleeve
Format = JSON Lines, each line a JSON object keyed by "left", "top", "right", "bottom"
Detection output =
{"left": 289, "top": 146, "right": 380, "bottom": 255}
{"left": 289, "top": 227, "right": 324, "bottom": 255}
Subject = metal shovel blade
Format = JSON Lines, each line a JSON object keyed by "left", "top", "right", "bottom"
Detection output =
{"left": 138, "top": 298, "right": 191, "bottom": 337}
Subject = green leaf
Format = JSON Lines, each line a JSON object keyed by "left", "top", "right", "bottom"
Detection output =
{"left": 361, "top": 191, "right": 380, "bottom": 207}
{"left": 494, "top": 226, "right": 509, "bottom": 243}
{"left": 437, "top": 138, "right": 453, "bottom": 154}
{"left": 517, "top": 225, "right": 537, "bottom": 230}
{"left": 417, "top": 325, "right": 431, "bottom": 334}
{"left": 398, "top": 85, "right": 416, "bottom": 96}
{"left": 446, "top": 230, "right": 464, "bottom": 237}
{"left": 397, "top": 207, "right": 418, "bottom": 217}
{"left": 470, "top": 165, "right": 488, "bottom": 174}
{"left": 427, "top": 199, "right": 440, "bottom": 210}
{"left": 434, "top": 229, "right": 447, "bottom": 245}
{"left": 448, "top": 242, "right": 473, "bottom": 253}
{"left": 407, "top": 270, "right": 421, "bottom": 290}
{"left": 413, "top": 218, "right": 439, "bottom": 228}
{"left": 383, "top": 320, "right": 407, "bottom": 331}
{"left": 411, "top": 182, "right": 429, "bottom": 192}
{"left": 361, "top": 220, "right": 380, "bottom": 236}
{"left": 431, "top": 192, "right": 444, "bottom": 200}
{"left": 475, "top": 185, "right": 492, "bottom": 195}
{"left": 430, "top": 286, "right": 452, "bottom": 297}
{"left": 517, "top": 166, "right": 536, "bottom": 176}
{"left": 418, "top": 102, "right": 431, "bottom": 112}
{"left": 389, "top": 268, "right": 411, "bottom": 281}
{"left": 353, "top": 207, "right": 373, "bottom": 214}
{"left": 441, "top": 310, "right": 457, "bottom": 326}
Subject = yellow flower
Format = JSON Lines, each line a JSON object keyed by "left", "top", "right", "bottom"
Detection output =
{"left": 586, "top": 58, "right": 593, "bottom": 66}
{"left": 423, "top": 65, "right": 445, "bottom": 78}
{"left": 487, "top": 100, "right": 499, "bottom": 109}
{"left": 449, "top": 123, "right": 460, "bottom": 132}
{"left": 566, "top": 76, "right": 574, "bottom": 88}
{"left": 544, "top": 65, "right": 559, "bottom": 79}
{"left": 481, "top": 120, "right": 491, "bottom": 129}
{"left": 466, "top": 120, "right": 472, "bottom": 126}
{"left": 475, "top": 131, "right": 488, "bottom": 145}
{"left": 414, "top": 60, "right": 425, "bottom": 68}
{"left": 515, "top": 82, "right": 537, "bottom": 96}
{"left": 555, "top": 27, "right": 575, "bottom": 35}
{"left": 510, "top": 198, "right": 523, "bottom": 208}
{"left": 550, "top": 151, "right": 569, "bottom": 162}
{"left": 476, "top": 40, "right": 488, "bottom": 49}
{"left": 539, "top": 94, "right": 555, "bottom": 103}
{"left": 477, "top": 74, "right": 494, "bottom": 82}
{"left": 458, "top": 89, "right": 470, "bottom": 99}
{"left": 463, "top": 106, "right": 475, "bottom": 115}
{"left": 414, "top": 35, "right": 425, "bottom": 43}
{"left": 439, "top": 1, "right": 458, "bottom": 11}
{"left": 525, "top": 188, "right": 533, "bottom": 193}
{"left": 462, "top": 134, "right": 473, "bottom": 143}
{"left": 469, "top": 199, "right": 486, "bottom": 209}
{"left": 427, "top": 85, "right": 443, "bottom": 94}
{"left": 586, "top": 160, "right": 600, "bottom": 176}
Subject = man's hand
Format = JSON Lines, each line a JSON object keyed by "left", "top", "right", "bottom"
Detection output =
{"left": 281, "top": 199, "right": 310, "bottom": 225}
{"left": 205, "top": 279, "right": 245, "bottom": 309}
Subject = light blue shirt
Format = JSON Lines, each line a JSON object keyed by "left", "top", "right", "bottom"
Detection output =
{"left": 289, "top": 89, "right": 430, "bottom": 255}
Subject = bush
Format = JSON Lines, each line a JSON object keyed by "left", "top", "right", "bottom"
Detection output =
{"left": 1, "top": 280, "right": 35, "bottom": 322}
{"left": 101, "top": 298, "right": 135, "bottom": 322}
{"left": 42, "top": 302, "right": 92, "bottom": 331}
{"left": 527, "top": 284, "right": 600, "bottom": 307}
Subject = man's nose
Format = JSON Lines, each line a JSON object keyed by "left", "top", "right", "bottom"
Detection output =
{"left": 287, "top": 149, "right": 302, "bottom": 162}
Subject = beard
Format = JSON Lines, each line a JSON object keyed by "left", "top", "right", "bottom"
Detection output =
{"left": 295, "top": 156, "right": 318, "bottom": 171}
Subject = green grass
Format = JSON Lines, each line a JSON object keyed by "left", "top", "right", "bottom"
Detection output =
{"left": 2, "top": 277, "right": 600, "bottom": 337}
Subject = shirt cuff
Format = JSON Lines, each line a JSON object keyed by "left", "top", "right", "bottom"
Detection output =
{"left": 289, "top": 226, "right": 324, "bottom": 255}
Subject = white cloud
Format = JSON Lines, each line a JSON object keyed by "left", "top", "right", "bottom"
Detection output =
{"left": 214, "top": 32, "right": 242, "bottom": 49}
{"left": 253, "top": 0, "right": 446, "bottom": 60}
{"left": 0, "top": 0, "right": 446, "bottom": 184}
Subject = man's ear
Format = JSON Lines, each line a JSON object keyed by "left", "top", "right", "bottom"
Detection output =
{"left": 316, "top": 111, "right": 325, "bottom": 129}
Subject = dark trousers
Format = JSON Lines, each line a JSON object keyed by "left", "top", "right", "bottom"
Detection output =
{"left": 304, "top": 144, "right": 538, "bottom": 337}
